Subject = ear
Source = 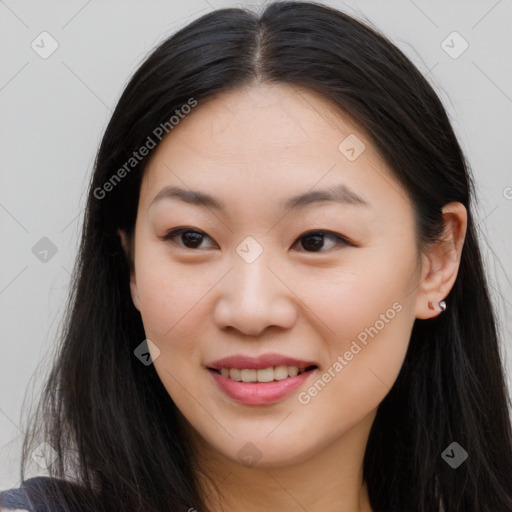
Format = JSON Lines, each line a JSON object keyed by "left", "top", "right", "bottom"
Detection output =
{"left": 117, "top": 228, "right": 141, "bottom": 312}
{"left": 414, "top": 202, "right": 467, "bottom": 319}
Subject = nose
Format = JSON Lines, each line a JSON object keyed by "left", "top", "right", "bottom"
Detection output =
{"left": 213, "top": 252, "right": 298, "bottom": 337}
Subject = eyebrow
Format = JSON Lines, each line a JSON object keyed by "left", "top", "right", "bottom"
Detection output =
{"left": 149, "top": 183, "right": 369, "bottom": 212}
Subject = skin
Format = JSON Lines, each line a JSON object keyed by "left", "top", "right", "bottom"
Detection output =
{"left": 119, "top": 83, "right": 467, "bottom": 512}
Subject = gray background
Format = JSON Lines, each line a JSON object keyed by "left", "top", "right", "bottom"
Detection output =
{"left": 1, "top": 0, "right": 511, "bottom": 489}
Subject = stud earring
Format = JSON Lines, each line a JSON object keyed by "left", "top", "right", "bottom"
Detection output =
{"left": 428, "top": 299, "right": 447, "bottom": 312}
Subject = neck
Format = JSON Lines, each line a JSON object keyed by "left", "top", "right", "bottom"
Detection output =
{"left": 189, "top": 410, "right": 376, "bottom": 512}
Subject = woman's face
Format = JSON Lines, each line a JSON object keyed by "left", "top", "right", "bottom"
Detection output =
{"left": 128, "top": 83, "right": 423, "bottom": 467}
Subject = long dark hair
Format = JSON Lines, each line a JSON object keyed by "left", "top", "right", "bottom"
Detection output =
{"left": 5, "top": 2, "right": 512, "bottom": 511}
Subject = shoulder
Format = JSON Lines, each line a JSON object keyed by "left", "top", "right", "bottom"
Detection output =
{"left": 0, "top": 476, "right": 82, "bottom": 512}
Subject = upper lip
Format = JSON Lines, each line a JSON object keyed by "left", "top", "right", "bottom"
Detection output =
{"left": 206, "top": 353, "right": 318, "bottom": 370}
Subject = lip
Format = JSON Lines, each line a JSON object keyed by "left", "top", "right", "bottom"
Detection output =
{"left": 205, "top": 352, "right": 319, "bottom": 406}
{"left": 206, "top": 353, "right": 318, "bottom": 370}
{"left": 208, "top": 368, "right": 317, "bottom": 406}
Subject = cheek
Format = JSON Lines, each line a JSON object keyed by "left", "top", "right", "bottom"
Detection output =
{"left": 134, "top": 245, "right": 211, "bottom": 341}
{"left": 297, "top": 245, "right": 417, "bottom": 404}
{"left": 134, "top": 256, "right": 211, "bottom": 406}
{"left": 133, "top": 249, "right": 225, "bottom": 407}
{"left": 295, "top": 310, "right": 412, "bottom": 448}
{"left": 306, "top": 280, "right": 412, "bottom": 394}
{"left": 303, "top": 247, "right": 416, "bottom": 345}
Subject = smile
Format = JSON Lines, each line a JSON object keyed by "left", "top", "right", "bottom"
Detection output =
{"left": 212, "top": 365, "right": 317, "bottom": 382}
{"left": 206, "top": 353, "right": 319, "bottom": 406}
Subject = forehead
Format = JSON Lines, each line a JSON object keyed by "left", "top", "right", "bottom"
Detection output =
{"left": 138, "top": 83, "right": 410, "bottom": 216}
{"left": 147, "top": 84, "right": 371, "bottom": 165}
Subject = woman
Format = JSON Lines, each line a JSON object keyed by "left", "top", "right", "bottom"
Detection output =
{"left": 1, "top": 1, "right": 511, "bottom": 511}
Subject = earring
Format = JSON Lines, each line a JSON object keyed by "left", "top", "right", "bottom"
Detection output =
{"left": 428, "top": 299, "right": 447, "bottom": 312}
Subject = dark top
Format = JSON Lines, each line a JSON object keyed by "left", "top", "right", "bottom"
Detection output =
{"left": 0, "top": 476, "right": 81, "bottom": 511}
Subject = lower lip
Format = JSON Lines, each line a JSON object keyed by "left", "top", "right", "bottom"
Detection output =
{"left": 208, "top": 368, "right": 315, "bottom": 406}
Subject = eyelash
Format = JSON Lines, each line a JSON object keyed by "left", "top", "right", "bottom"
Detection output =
{"left": 160, "top": 227, "right": 354, "bottom": 253}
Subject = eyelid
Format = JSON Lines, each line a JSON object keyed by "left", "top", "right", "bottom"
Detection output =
{"left": 292, "top": 230, "right": 355, "bottom": 250}
{"left": 160, "top": 227, "right": 217, "bottom": 248}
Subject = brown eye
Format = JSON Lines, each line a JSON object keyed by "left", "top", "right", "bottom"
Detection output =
{"left": 293, "top": 231, "right": 351, "bottom": 252}
{"left": 161, "top": 228, "right": 216, "bottom": 249}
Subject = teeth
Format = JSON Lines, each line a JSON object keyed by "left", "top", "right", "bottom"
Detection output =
{"left": 229, "top": 368, "right": 242, "bottom": 381}
{"left": 240, "top": 369, "right": 257, "bottom": 382}
{"left": 287, "top": 366, "right": 299, "bottom": 377}
{"left": 256, "top": 367, "right": 274, "bottom": 382}
{"left": 274, "top": 365, "right": 289, "bottom": 380}
{"left": 218, "top": 365, "right": 312, "bottom": 382}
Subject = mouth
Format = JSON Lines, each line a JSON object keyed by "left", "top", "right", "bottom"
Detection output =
{"left": 208, "top": 364, "right": 318, "bottom": 382}
{"left": 206, "top": 363, "right": 319, "bottom": 406}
